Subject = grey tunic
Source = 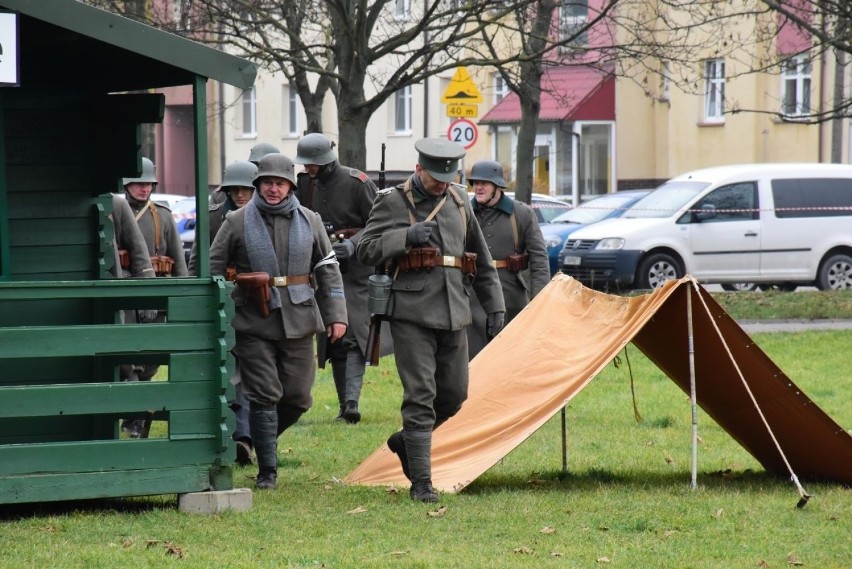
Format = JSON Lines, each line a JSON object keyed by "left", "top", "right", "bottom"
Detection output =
{"left": 296, "top": 161, "right": 377, "bottom": 354}
{"left": 125, "top": 194, "right": 189, "bottom": 277}
{"left": 111, "top": 195, "right": 155, "bottom": 278}
{"left": 467, "top": 194, "right": 550, "bottom": 358}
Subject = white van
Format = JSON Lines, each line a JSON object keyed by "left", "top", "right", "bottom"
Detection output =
{"left": 561, "top": 163, "right": 852, "bottom": 290}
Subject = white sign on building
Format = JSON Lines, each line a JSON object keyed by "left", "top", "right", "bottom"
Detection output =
{"left": 0, "top": 13, "right": 19, "bottom": 86}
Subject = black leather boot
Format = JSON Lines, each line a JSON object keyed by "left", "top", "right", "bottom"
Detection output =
{"left": 249, "top": 404, "right": 278, "bottom": 490}
{"left": 403, "top": 429, "right": 438, "bottom": 502}
{"left": 386, "top": 431, "right": 410, "bottom": 480}
{"left": 276, "top": 403, "right": 304, "bottom": 437}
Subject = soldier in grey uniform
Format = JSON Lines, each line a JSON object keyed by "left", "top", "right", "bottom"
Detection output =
{"left": 110, "top": 194, "right": 155, "bottom": 279}
{"left": 188, "top": 160, "right": 257, "bottom": 465}
{"left": 467, "top": 160, "right": 550, "bottom": 359}
{"left": 210, "top": 153, "right": 348, "bottom": 490}
{"left": 357, "top": 138, "right": 505, "bottom": 502}
{"left": 294, "top": 133, "right": 378, "bottom": 424}
{"left": 121, "top": 157, "right": 188, "bottom": 436}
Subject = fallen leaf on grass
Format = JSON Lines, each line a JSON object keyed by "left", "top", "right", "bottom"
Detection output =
{"left": 385, "top": 485, "right": 400, "bottom": 494}
{"left": 347, "top": 506, "right": 368, "bottom": 515}
{"left": 665, "top": 456, "right": 675, "bottom": 464}
{"left": 550, "top": 552, "right": 563, "bottom": 557}
{"left": 711, "top": 508, "right": 724, "bottom": 519}
{"left": 540, "top": 526, "right": 556, "bottom": 534}
{"left": 122, "top": 539, "right": 134, "bottom": 548}
{"left": 389, "top": 551, "right": 408, "bottom": 557}
{"left": 164, "top": 542, "right": 184, "bottom": 559}
{"left": 513, "top": 546, "right": 534, "bottom": 555}
{"left": 597, "top": 556, "right": 611, "bottom": 563}
{"left": 279, "top": 447, "right": 293, "bottom": 455}
{"left": 663, "top": 530, "right": 678, "bottom": 537}
{"left": 38, "top": 525, "right": 56, "bottom": 533}
{"left": 756, "top": 560, "right": 770, "bottom": 568}
{"left": 786, "top": 552, "right": 804, "bottom": 566}
{"left": 597, "top": 526, "right": 609, "bottom": 532}
{"left": 145, "top": 540, "right": 162, "bottom": 548}
{"left": 427, "top": 506, "right": 447, "bottom": 518}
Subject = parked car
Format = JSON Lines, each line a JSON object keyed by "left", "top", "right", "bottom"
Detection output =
{"left": 181, "top": 228, "right": 194, "bottom": 264}
{"left": 539, "top": 190, "right": 652, "bottom": 275}
{"left": 561, "top": 163, "right": 852, "bottom": 290}
{"left": 171, "top": 197, "right": 197, "bottom": 234}
{"left": 505, "top": 192, "right": 573, "bottom": 224}
{"left": 149, "top": 192, "right": 187, "bottom": 210}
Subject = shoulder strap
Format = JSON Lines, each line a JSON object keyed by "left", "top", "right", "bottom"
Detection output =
{"left": 135, "top": 201, "right": 162, "bottom": 253}
{"left": 446, "top": 185, "right": 467, "bottom": 247}
{"left": 509, "top": 212, "right": 520, "bottom": 251}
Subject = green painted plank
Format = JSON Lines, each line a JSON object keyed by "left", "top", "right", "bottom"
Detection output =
{"left": 0, "top": 438, "right": 226, "bottom": 477}
{"left": 0, "top": 381, "right": 222, "bottom": 418}
{"left": 169, "top": 352, "right": 226, "bottom": 383}
{"left": 0, "top": 278, "right": 218, "bottom": 298}
{"left": 0, "top": 298, "right": 95, "bottom": 326}
{"left": 8, "top": 218, "right": 92, "bottom": 247}
{"left": 0, "top": 466, "right": 212, "bottom": 504}
{"left": 0, "top": 322, "right": 220, "bottom": 358}
{"left": 10, "top": 244, "right": 94, "bottom": 273}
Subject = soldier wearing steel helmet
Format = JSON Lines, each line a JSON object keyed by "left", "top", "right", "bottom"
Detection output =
{"left": 467, "top": 160, "right": 550, "bottom": 359}
{"left": 210, "top": 153, "right": 348, "bottom": 491}
{"left": 294, "top": 132, "right": 379, "bottom": 424}
{"left": 357, "top": 138, "right": 505, "bottom": 502}
{"left": 188, "top": 160, "right": 258, "bottom": 466}
{"left": 120, "top": 156, "right": 188, "bottom": 436}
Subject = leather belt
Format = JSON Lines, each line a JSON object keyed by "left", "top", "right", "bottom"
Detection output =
{"left": 440, "top": 255, "right": 463, "bottom": 269}
{"left": 492, "top": 259, "right": 509, "bottom": 269}
{"left": 270, "top": 275, "right": 311, "bottom": 287}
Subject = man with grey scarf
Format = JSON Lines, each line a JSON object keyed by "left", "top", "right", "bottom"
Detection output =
{"left": 210, "top": 153, "right": 348, "bottom": 490}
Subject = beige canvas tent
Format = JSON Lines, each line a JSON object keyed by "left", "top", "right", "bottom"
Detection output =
{"left": 346, "top": 275, "right": 852, "bottom": 493}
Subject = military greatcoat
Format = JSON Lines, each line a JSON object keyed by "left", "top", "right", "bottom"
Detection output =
{"left": 467, "top": 194, "right": 550, "bottom": 357}
{"left": 296, "top": 161, "right": 377, "bottom": 355}
{"left": 125, "top": 194, "right": 189, "bottom": 277}
{"left": 111, "top": 194, "right": 155, "bottom": 279}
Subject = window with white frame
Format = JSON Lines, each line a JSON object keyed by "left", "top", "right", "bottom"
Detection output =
{"left": 394, "top": 86, "right": 412, "bottom": 133}
{"left": 704, "top": 58, "right": 725, "bottom": 122}
{"left": 394, "top": 0, "right": 410, "bottom": 20}
{"left": 781, "top": 54, "right": 811, "bottom": 117}
{"left": 241, "top": 86, "right": 257, "bottom": 136}
{"left": 558, "top": 0, "right": 589, "bottom": 47}
{"left": 285, "top": 83, "right": 300, "bottom": 136}
{"left": 494, "top": 74, "right": 509, "bottom": 103}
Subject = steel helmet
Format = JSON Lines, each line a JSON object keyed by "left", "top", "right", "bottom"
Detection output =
{"left": 294, "top": 133, "right": 336, "bottom": 166}
{"left": 253, "top": 153, "right": 297, "bottom": 187}
{"left": 468, "top": 160, "right": 507, "bottom": 188}
{"left": 248, "top": 142, "right": 280, "bottom": 164}
{"left": 122, "top": 157, "right": 158, "bottom": 186}
{"left": 221, "top": 160, "right": 258, "bottom": 189}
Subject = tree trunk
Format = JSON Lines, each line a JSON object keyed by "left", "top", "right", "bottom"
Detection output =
{"left": 514, "top": 88, "right": 541, "bottom": 204}
{"left": 336, "top": 104, "right": 371, "bottom": 170}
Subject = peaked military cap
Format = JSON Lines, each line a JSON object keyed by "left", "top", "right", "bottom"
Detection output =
{"left": 415, "top": 138, "right": 466, "bottom": 183}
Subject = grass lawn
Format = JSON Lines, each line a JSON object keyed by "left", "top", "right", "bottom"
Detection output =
{"left": 0, "top": 330, "right": 849, "bottom": 568}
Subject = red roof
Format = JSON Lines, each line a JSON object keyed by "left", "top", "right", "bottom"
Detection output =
{"left": 480, "top": 66, "right": 614, "bottom": 124}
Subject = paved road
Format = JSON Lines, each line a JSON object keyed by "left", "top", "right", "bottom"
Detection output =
{"left": 738, "top": 319, "right": 852, "bottom": 333}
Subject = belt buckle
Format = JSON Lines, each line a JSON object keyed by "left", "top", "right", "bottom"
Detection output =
{"left": 272, "top": 276, "right": 287, "bottom": 287}
{"left": 442, "top": 255, "right": 455, "bottom": 267}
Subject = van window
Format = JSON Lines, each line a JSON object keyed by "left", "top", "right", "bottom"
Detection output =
{"left": 625, "top": 181, "right": 708, "bottom": 219}
{"left": 772, "top": 178, "right": 852, "bottom": 218}
{"left": 683, "top": 182, "right": 758, "bottom": 223}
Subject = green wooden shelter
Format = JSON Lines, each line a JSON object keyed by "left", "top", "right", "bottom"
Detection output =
{"left": 0, "top": 0, "right": 256, "bottom": 504}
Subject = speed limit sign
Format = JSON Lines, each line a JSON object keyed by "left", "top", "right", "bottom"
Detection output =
{"left": 447, "top": 118, "right": 478, "bottom": 149}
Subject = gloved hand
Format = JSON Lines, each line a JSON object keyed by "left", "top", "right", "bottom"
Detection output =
{"left": 332, "top": 239, "right": 355, "bottom": 260}
{"left": 406, "top": 221, "right": 437, "bottom": 246}
{"left": 486, "top": 311, "right": 506, "bottom": 338}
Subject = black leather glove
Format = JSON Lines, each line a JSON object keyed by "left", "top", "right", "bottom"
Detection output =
{"left": 486, "top": 311, "right": 506, "bottom": 338}
{"left": 406, "top": 221, "right": 437, "bottom": 246}
{"left": 332, "top": 239, "right": 355, "bottom": 260}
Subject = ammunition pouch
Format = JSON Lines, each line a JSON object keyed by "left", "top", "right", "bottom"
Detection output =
{"left": 462, "top": 252, "right": 478, "bottom": 279}
{"left": 235, "top": 271, "right": 271, "bottom": 318}
{"left": 150, "top": 255, "right": 175, "bottom": 276}
{"left": 118, "top": 249, "right": 130, "bottom": 270}
{"left": 225, "top": 266, "right": 237, "bottom": 282}
{"left": 506, "top": 252, "right": 529, "bottom": 274}
{"left": 397, "top": 247, "right": 440, "bottom": 271}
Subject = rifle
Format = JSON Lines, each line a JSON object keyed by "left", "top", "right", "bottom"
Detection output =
{"left": 378, "top": 143, "right": 386, "bottom": 189}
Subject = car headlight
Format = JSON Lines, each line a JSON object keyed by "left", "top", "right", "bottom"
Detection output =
{"left": 544, "top": 235, "right": 564, "bottom": 249}
{"left": 595, "top": 238, "right": 625, "bottom": 250}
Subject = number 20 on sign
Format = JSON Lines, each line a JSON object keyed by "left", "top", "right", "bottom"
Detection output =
{"left": 447, "top": 118, "right": 478, "bottom": 149}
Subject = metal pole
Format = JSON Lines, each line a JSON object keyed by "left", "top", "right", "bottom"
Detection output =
{"left": 687, "top": 284, "right": 698, "bottom": 489}
{"left": 561, "top": 407, "right": 568, "bottom": 474}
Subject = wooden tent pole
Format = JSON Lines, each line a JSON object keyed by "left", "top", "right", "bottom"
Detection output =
{"left": 561, "top": 407, "right": 568, "bottom": 474}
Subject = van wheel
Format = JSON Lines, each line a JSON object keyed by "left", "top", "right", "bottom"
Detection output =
{"left": 817, "top": 253, "right": 852, "bottom": 290}
{"left": 722, "top": 283, "right": 758, "bottom": 292}
{"left": 758, "top": 283, "right": 798, "bottom": 292}
{"left": 636, "top": 253, "right": 682, "bottom": 289}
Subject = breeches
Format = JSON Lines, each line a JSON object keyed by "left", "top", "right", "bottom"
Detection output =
{"left": 390, "top": 320, "right": 469, "bottom": 431}
{"left": 235, "top": 332, "right": 316, "bottom": 409}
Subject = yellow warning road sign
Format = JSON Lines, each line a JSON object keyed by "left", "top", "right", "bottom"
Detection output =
{"left": 441, "top": 66, "right": 483, "bottom": 104}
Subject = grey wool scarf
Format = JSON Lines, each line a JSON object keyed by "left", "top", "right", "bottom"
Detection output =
{"left": 244, "top": 191, "right": 314, "bottom": 311}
